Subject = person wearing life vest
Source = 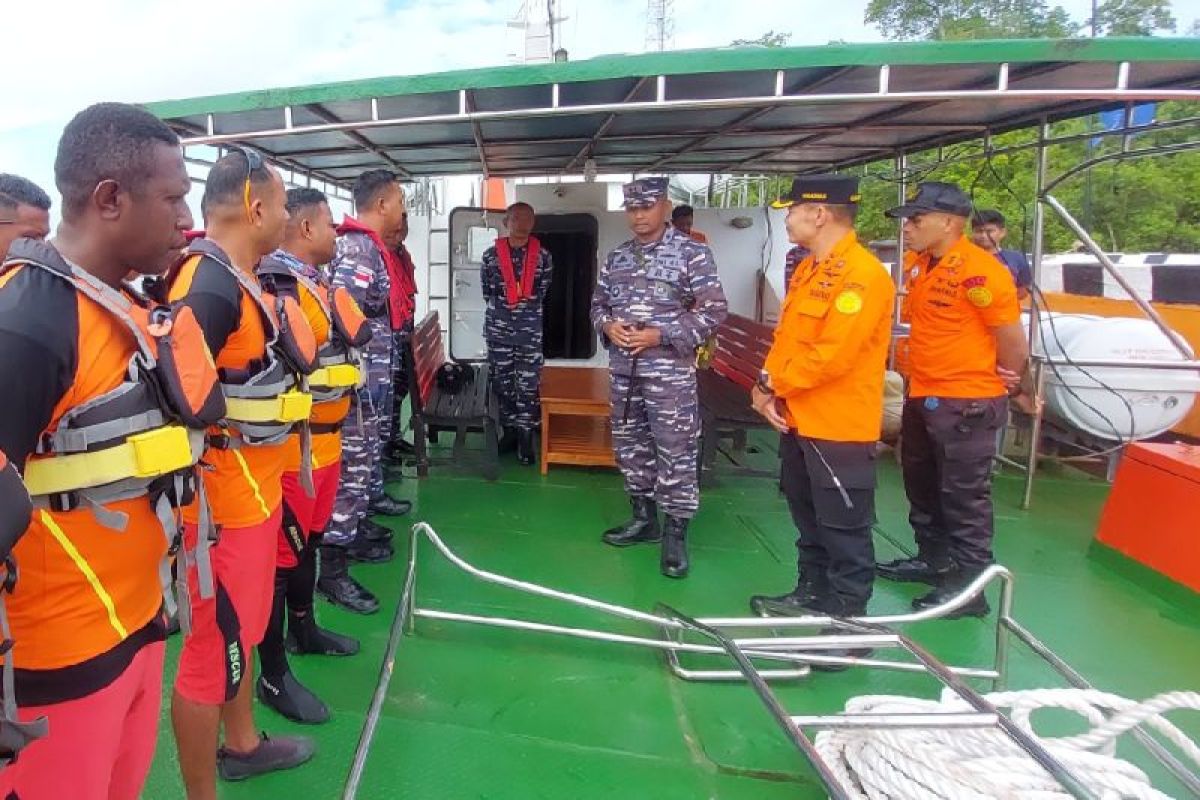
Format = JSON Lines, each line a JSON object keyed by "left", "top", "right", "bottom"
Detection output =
{"left": 879, "top": 182, "right": 1030, "bottom": 619}
{"left": 168, "top": 151, "right": 316, "bottom": 794}
{"left": 748, "top": 176, "right": 895, "bottom": 656}
{"left": 385, "top": 211, "right": 419, "bottom": 464}
{"left": 0, "top": 449, "right": 45, "bottom": 772}
{"left": 0, "top": 174, "right": 51, "bottom": 259}
{"left": 322, "top": 170, "right": 412, "bottom": 615}
{"left": 253, "top": 188, "right": 368, "bottom": 724}
{"left": 0, "top": 103, "right": 219, "bottom": 800}
{"left": 480, "top": 201, "right": 555, "bottom": 465}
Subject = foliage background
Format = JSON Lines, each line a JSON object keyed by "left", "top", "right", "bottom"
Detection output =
{"left": 726, "top": 0, "right": 1200, "bottom": 253}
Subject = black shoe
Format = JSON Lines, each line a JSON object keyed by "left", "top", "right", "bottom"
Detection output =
{"left": 516, "top": 428, "right": 536, "bottom": 466}
{"left": 602, "top": 496, "right": 661, "bottom": 547}
{"left": 348, "top": 534, "right": 393, "bottom": 564}
{"left": 382, "top": 448, "right": 406, "bottom": 466}
{"left": 286, "top": 611, "right": 359, "bottom": 656}
{"left": 256, "top": 673, "right": 329, "bottom": 724}
{"left": 810, "top": 632, "right": 876, "bottom": 673}
{"left": 660, "top": 516, "right": 690, "bottom": 579}
{"left": 316, "top": 546, "right": 380, "bottom": 615}
{"left": 808, "top": 599, "right": 873, "bottom": 672}
{"left": 498, "top": 427, "right": 518, "bottom": 454}
{"left": 750, "top": 571, "right": 829, "bottom": 616}
{"left": 359, "top": 517, "right": 394, "bottom": 544}
{"left": 912, "top": 574, "right": 991, "bottom": 619}
{"left": 369, "top": 495, "right": 412, "bottom": 517}
{"left": 877, "top": 556, "right": 955, "bottom": 585}
{"left": 217, "top": 733, "right": 316, "bottom": 782}
{"left": 392, "top": 438, "right": 415, "bottom": 456}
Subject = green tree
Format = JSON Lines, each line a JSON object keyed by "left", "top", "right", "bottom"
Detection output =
{"left": 730, "top": 31, "right": 791, "bottom": 47}
{"left": 865, "top": 0, "right": 1076, "bottom": 40}
{"left": 1089, "top": 0, "right": 1176, "bottom": 35}
{"left": 850, "top": 102, "right": 1200, "bottom": 253}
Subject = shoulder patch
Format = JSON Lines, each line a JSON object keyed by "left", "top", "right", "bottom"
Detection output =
{"left": 967, "top": 286, "right": 993, "bottom": 308}
{"left": 835, "top": 290, "right": 863, "bottom": 315}
{"left": 963, "top": 275, "right": 987, "bottom": 289}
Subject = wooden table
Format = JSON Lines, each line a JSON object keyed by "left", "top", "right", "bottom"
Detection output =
{"left": 539, "top": 366, "right": 617, "bottom": 475}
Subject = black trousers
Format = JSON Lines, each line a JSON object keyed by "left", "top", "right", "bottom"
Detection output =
{"left": 780, "top": 434, "right": 878, "bottom": 609}
{"left": 390, "top": 329, "right": 410, "bottom": 445}
{"left": 900, "top": 396, "right": 1007, "bottom": 570}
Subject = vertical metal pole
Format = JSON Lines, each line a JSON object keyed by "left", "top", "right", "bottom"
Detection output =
{"left": 1022, "top": 121, "right": 1050, "bottom": 511}
{"left": 889, "top": 151, "right": 907, "bottom": 371}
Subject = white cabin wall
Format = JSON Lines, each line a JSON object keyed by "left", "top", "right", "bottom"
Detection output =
{"left": 434, "top": 183, "right": 798, "bottom": 365}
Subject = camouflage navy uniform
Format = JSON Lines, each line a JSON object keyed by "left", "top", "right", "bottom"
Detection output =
{"left": 592, "top": 178, "right": 727, "bottom": 578}
{"left": 327, "top": 229, "right": 393, "bottom": 548}
{"left": 480, "top": 239, "right": 554, "bottom": 431}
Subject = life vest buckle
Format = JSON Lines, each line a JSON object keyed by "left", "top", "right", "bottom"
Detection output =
{"left": 277, "top": 390, "right": 314, "bottom": 422}
{"left": 128, "top": 426, "right": 194, "bottom": 479}
{"left": 311, "top": 364, "right": 360, "bottom": 389}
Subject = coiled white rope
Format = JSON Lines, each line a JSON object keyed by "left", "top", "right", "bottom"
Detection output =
{"left": 813, "top": 688, "right": 1200, "bottom": 799}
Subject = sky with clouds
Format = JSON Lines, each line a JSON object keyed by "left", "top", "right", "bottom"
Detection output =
{"left": 0, "top": 0, "right": 1148, "bottom": 207}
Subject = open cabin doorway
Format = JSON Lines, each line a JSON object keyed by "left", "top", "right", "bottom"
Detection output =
{"left": 448, "top": 207, "right": 599, "bottom": 361}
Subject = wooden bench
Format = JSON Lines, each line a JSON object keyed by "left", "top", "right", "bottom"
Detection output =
{"left": 404, "top": 311, "right": 499, "bottom": 480}
{"left": 697, "top": 313, "right": 776, "bottom": 481}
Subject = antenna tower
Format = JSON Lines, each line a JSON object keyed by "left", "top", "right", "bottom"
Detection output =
{"left": 645, "top": 0, "right": 675, "bottom": 51}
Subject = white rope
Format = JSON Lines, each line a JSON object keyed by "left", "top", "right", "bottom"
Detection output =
{"left": 812, "top": 689, "right": 1200, "bottom": 799}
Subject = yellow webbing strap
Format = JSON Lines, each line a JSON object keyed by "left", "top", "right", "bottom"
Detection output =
{"left": 22, "top": 425, "right": 194, "bottom": 497}
{"left": 223, "top": 390, "right": 313, "bottom": 424}
{"left": 38, "top": 511, "right": 128, "bottom": 639}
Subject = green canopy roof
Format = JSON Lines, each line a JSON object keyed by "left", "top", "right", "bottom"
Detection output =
{"left": 145, "top": 37, "right": 1200, "bottom": 185}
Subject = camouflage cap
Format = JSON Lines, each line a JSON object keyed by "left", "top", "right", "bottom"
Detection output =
{"left": 622, "top": 177, "right": 669, "bottom": 208}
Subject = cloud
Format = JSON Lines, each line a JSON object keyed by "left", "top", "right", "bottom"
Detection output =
{"left": 0, "top": 0, "right": 1102, "bottom": 206}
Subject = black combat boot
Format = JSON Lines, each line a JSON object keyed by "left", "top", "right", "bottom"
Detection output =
{"left": 876, "top": 554, "right": 956, "bottom": 585}
{"left": 912, "top": 564, "right": 990, "bottom": 619}
{"left": 369, "top": 495, "right": 412, "bottom": 517}
{"left": 286, "top": 609, "right": 360, "bottom": 657}
{"left": 316, "top": 545, "right": 380, "bottom": 615}
{"left": 359, "top": 517, "right": 394, "bottom": 544}
{"left": 750, "top": 571, "right": 830, "bottom": 617}
{"left": 348, "top": 521, "right": 393, "bottom": 564}
{"left": 602, "top": 496, "right": 661, "bottom": 546}
{"left": 660, "top": 516, "right": 690, "bottom": 579}
{"left": 498, "top": 427, "right": 518, "bottom": 454}
{"left": 516, "top": 428, "right": 536, "bottom": 466}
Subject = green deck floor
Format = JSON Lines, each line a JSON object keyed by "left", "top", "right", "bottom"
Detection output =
{"left": 142, "top": 434, "right": 1200, "bottom": 799}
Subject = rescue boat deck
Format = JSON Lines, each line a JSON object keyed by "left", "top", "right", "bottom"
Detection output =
{"left": 142, "top": 432, "right": 1200, "bottom": 799}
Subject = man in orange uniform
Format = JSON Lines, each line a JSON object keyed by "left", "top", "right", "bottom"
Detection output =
{"left": 0, "top": 102, "right": 196, "bottom": 800}
{"left": 748, "top": 176, "right": 895, "bottom": 626}
{"left": 879, "top": 182, "right": 1030, "bottom": 617}
{"left": 254, "top": 188, "right": 362, "bottom": 724}
{"left": 169, "top": 152, "right": 314, "bottom": 795}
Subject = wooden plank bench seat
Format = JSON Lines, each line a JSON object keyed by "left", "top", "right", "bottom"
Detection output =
{"left": 404, "top": 310, "right": 499, "bottom": 480}
{"left": 698, "top": 313, "right": 776, "bottom": 482}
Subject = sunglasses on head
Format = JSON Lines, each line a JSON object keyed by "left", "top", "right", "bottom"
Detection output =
{"left": 231, "top": 146, "right": 264, "bottom": 224}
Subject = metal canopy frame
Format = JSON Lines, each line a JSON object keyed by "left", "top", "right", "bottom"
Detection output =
{"left": 341, "top": 524, "right": 1200, "bottom": 799}
{"left": 144, "top": 38, "right": 1200, "bottom": 185}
